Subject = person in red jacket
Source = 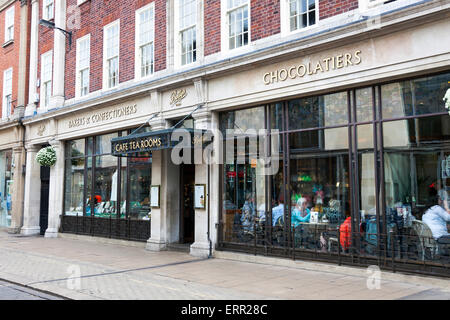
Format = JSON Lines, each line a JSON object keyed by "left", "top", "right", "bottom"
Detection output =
{"left": 340, "top": 216, "right": 352, "bottom": 250}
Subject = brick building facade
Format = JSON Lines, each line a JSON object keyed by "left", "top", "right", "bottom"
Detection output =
{"left": 3, "top": 0, "right": 450, "bottom": 277}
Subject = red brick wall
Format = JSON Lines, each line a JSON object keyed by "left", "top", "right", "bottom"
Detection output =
{"left": 319, "top": 0, "right": 359, "bottom": 20}
{"left": 64, "top": 0, "right": 166, "bottom": 100}
{"left": 204, "top": 0, "right": 221, "bottom": 56}
{"left": 0, "top": 1, "right": 22, "bottom": 118}
{"left": 251, "top": 0, "right": 280, "bottom": 42}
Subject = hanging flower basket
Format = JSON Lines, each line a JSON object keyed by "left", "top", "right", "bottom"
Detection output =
{"left": 36, "top": 146, "right": 57, "bottom": 167}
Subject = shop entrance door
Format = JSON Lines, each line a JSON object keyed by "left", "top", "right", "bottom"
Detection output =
{"left": 180, "top": 164, "right": 195, "bottom": 243}
{"left": 39, "top": 165, "right": 50, "bottom": 235}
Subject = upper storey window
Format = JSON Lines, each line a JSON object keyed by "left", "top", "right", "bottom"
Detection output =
{"left": 178, "top": 0, "right": 197, "bottom": 66}
{"left": 136, "top": 4, "right": 155, "bottom": 78}
{"left": 103, "top": 21, "right": 120, "bottom": 89}
{"left": 41, "top": 51, "right": 53, "bottom": 108}
{"left": 43, "top": 0, "right": 54, "bottom": 20}
{"left": 2, "top": 68, "right": 12, "bottom": 119}
{"left": 224, "top": 0, "right": 250, "bottom": 50}
{"left": 289, "top": 0, "right": 317, "bottom": 31}
{"left": 4, "top": 6, "right": 14, "bottom": 43}
{"left": 76, "top": 35, "right": 90, "bottom": 97}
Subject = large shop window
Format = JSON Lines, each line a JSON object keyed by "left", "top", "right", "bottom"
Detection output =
{"left": 0, "top": 150, "right": 12, "bottom": 228}
{"left": 219, "top": 71, "right": 450, "bottom": 275}
{"left": 63, "top": 131, "right": 152, "bottom": 241}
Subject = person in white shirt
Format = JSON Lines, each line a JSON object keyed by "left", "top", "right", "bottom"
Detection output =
{"left": 422, "top": 189, "right": 450, "bottom": 248}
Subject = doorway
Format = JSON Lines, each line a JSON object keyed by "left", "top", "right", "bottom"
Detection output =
{"left": 180, "top": 164, "right": 195, "bottom": 243}
{"left": 39, "top": 165, "right": 50, "bottom": 235}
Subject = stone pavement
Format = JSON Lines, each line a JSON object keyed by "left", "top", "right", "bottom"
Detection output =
{"left": 0, "top": 230, "right": 449, "bottom": 300}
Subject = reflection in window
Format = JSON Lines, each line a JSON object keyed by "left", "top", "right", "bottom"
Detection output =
{"left": 94, "top": 155, "right": 118, "bottom": 218}
{"left": 381, "top": 73, "right": 449, "bottom": 119}
{"left": 288, "top": 91, "right": 348, "bottom": 130}
{"left": 128, "top": 156, "right": 152, "bottom": 220}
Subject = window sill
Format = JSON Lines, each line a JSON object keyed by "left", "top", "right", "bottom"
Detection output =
{"left": 2, "top": 39, "right": 14, "bottom": 48}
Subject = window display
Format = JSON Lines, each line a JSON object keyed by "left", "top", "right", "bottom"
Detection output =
{"left": 63, "top": 131, "right": 152, "bottom": 240}
{"left": 0, "top": 150, "right": 12, "bottom": 228}
{"left": 220, "top": 72, "right": 450, "bottom": 270}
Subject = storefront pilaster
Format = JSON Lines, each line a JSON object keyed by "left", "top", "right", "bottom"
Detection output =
{"left": 8, "top": 145, "right": 26, "bottom": 234}
{"left": 190, "top": 109, "right": 213, "bottom": 258}
{"left": 146, "top": 118, "right": 172, "bottom": 251}
{"left": 45, "top": 140, "right": 65, "bottom": 238}
{"left": 21, "top": 144, "right": 41, "bottom": 236}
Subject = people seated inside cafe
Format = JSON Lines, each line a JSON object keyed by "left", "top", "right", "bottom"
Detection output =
{"left": 291, "top": 197, "right": 311, "bottom": 228}
{"left": 422, "top": 189, "right": 450, "bottom": 254}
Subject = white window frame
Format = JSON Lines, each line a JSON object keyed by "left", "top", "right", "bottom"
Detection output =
{"left": 221, "top": 0, "right": 251, "bottom": 53}
{"left": 77, "top": 0, "right": 88, "bottom": 5}
{"left": 103, "top": 20, "right": 120, "bottom": 89}
{"left": 43, "top": 0, "right": 54, "bottom": 20}
{"left": 135, "top": 3, "right": 155, "bottom": 80}
{"left": 4, "top": 6, "right": 14, "bottom": 43}
{"left": 280, "top": 0, "right": 319, "bottom": 36}
{"left": 75, "top": 34, "right": 90, "bottom": 98}
{"left": 2, "top": 68, "right": 13, "bottom": 120}
{"left": 174, "top": 0, "right": 199, "bottom": 69}
{"left": 359, "top": 0, "right": 396, "bottom": 11}
{"left": 40, "top": 50, "right": 53, "bottom": 109}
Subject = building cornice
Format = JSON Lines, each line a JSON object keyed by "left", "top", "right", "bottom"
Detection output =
{"left": 0, "top": 0, "right": 16, "bottom": 12}
{"left": 22, "top": 0, "right": 450, "bottom": 126}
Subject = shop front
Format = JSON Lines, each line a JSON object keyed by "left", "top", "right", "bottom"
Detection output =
{"left": 0, "top": 122, "right": 25, "bottom": 233}
{"left": 217, "top": 71, "right": 450, "bottom": 276}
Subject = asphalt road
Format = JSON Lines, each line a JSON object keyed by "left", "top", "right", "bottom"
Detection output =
{"left": 0, "top": 280, "right": 65, "bottom": 300}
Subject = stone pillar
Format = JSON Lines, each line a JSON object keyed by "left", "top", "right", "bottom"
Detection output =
{"left": 146, "top": 117, "right": 170, "bottom": 251}
{"left": 25, "top": 0, "right": 39, "bottom": 116}
{"left": 8, "top": 144, "right": 26, "bottom": 233}
{"left": 190, "top": 109, "right": 212, "bottom": 258}
{"left": 21, "top": 145, "right": 41, "bottom": 236}
{"left": 50, "top": 0, "right": 67, "bottom": 108}
{"left": 45, "top": 140, "right": 65, "bottom": 238}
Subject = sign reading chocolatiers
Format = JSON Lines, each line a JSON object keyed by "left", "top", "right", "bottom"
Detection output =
{"left": 263, "top": 50, "right": 362, "bottom": 85}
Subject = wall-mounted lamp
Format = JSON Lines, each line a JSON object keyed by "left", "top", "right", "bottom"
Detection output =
{"left": 39, "top": 19, "right": 72, "bottom": 50}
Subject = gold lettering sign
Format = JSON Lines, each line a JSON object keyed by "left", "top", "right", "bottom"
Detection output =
{"left": 170, "top": 89, "right": 187, "bottom": 106}
{"left": 263, "top": 50, "right": 362, "bottom": 85}
{"left": 68, "top": 104, "right": 138, "bottom": 129}
{"left": 115, "top": 137, "right": 163, "bottom": 153}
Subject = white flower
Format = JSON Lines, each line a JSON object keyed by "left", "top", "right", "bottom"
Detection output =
{"left": 36, "top": 146, "right": 57, "bottom": 167}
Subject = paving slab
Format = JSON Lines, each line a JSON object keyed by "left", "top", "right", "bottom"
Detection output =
{"left": 0, "top": 231, "right": 449, "bottom": 300}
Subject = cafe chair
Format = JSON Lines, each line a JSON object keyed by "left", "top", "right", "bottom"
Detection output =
{"left": 411, "top": 220, "right": 438, "bottom": 261}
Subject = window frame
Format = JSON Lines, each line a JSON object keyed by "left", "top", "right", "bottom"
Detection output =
{"left": 2, "top": 68, "right": 13, "bottom": 119}
{"left": 174, "top": 0, "right": 199, "bottom": 69}
{"left": 4, "top": 6, "right": 14, "bottom": 43}
{"left": 75, "top": 34, "right": 91, "bottom": 98}
{"left": 280, "top": 0, "right": 320, "bottom": 36}
{"left": 358, "top": 0, "right": 396, "bottom": 11}
{"left": 221, "top": 0, "right": 251, "bottom": 53}
{"left": 43, "top": 0, "right": 54, "bottom": 21}
{"left": 103, "top": 20, "right": 120, "bottom": 90}
{"left": 40, "top": 50, "right": 53, "bottom": 109}
{"left": 135, "top": 3, "right": 155, "bottom": 80}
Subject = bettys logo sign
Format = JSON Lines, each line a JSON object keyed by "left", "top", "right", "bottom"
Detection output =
{"left": 170, "top": 89, "right": 187, "bottom": 106}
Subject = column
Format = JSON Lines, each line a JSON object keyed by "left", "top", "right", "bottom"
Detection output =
{"left": 50, "top": 0, "right": 67, "bottom": 108}
{"left": 25, "top": 0, "right": 39, "bottom": 116}
{"left": 45, "top": 140, "right": 65, "bottom": 238}
{"left": 21, "top": 145, "right": 41, "bottom": 236}
{"left": 146, "top": 117, "right": 172, "bottom": 251}
{"left": 190, "top": 109, "right": 212, "bottom": 258}
{"left": 8, "top": 145, "right": 26, "bottom": 233}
